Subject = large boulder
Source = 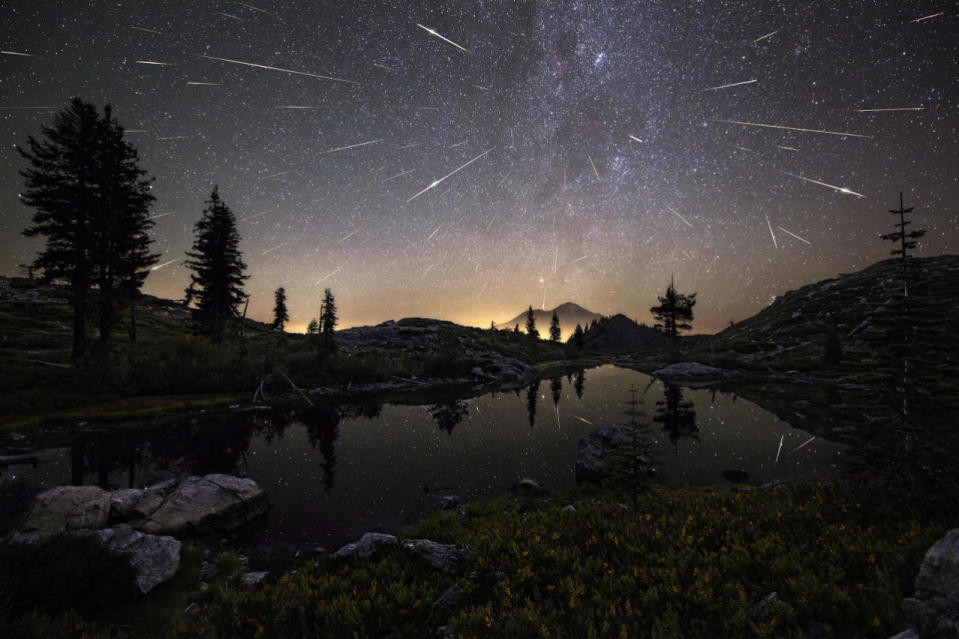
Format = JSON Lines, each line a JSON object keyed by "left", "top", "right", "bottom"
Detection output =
{"left": 94, "top": 525, "right": 181, "bottom": 594}
{"left": 333, "top": 532, "right": 399, "bottom": 559}
{"left": 652, "top": 362, "right": 735, "bottom": 386}
{"left": 138, "top": 474, "right": 268, "bottom": 536}
{"left": 576, "top": 427, "right": 641, "bottom": 483}
{"left": 401, "top": 538, "right": 470, "bottom": 573}
{"left": 9, "top": 485, "right": 111, "bottom": 544}
{"left": 905, "top": 528, "right": 959, "bottom": 637}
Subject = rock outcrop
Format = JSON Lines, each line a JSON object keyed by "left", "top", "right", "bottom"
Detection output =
{"left": 9, "top": 485, "right": 111, "bottom": 544}
{"left": 93, "top": 525, "right": 181, "bottom": 594}
{"left": 652, "top": 362, "right": 738, "bottom": 386}
{"left": 401, "top": 538, "right": 470, "bottom": 573}
{"left": 138, "top": 474, "right": 268, "bottom": 536}
{"left": 905, "top": 528, "right": 959, "bottom": 637}
{"left": 333, "top": 532, "right": 399, "bottom": 559}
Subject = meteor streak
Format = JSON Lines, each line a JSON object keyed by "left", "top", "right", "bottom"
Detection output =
{"left": 338, "top": 228, "right": 361, "bottom": 243}
{"left": 909, "top": 12, "right": 943, "bottom": 23}
{"left": 156, "top": 135, "right": 193, "bottom": 140}
{"left": 777, "top": 226, "right": 811, "bottom": 245}
{"left": 496, "top": 171, "right": 510, "bottom": 188}
{"left": 700, "top": 79, "right": 757, "bottom": 92}
{"left": 276, "top": 105, "right": 321, "bottom": 109}
{"left": 628, "top": 134, "right": 643, "bottom": 143}
{"left": 136, "top": 60, "right": 173, "bottom": 66}
{"left": 427, "top": 224, "right": 443, "bottom": 240}
{"left": 187, "top": 81, "right": 221, "bottom": 85}
{"left": 472, "top": 85, "right": 489, "bottom": 91}
{"left": 784, "top": 172, "right": 865, "bottom": 197}
{"left": 713, "top": 119, "right": 871, "bottom": 138}
{"left": 130, "top": 26, "right": 163, "bottom": 35}
{"left": 574, "top": 416, "right": 593, "bottom": 425}
{"left": 776, "top": 145, "right": 798, "bottom": 151}
{"left": 314, "top": 266, "right": 341, "bottom": 286}
{"left": 416, "top": 23, "right": 470, "bottom": 53}
{"left": 406, "top": 147, "right": 495, "bottom": 203}
{"left": 199, "top": 54, "right": 360, "bottom": 84}
{"left": 789, "top": 436, "right": 816, "bottom": 455}
{"left": 0, "top": 106, "right": 56, "bottom": 110}
{"left": 147, "top": 212, "right": 172, "bottom": 220}
{"left": 420, "top": 263, "right": 435, "bottom": 280}
{"left": 383, "top": 169, "right": 414, "bottom": 182}
{"left": 240, "top": 211, "right": 269, "bottom": 221}
{"left": 318, "top": 138, "right": 382, "bottom": 154}
{"left": 151, "top": 257, "right": 181, "bottom": 271}
{"left": 261, "top": 243, "right": 285, "bottom": 256}
{"left": 765, "top": 214, "right": 778, "bottom": 249}
{"left": 260, "top": 171, "right": 288, "bottom": 179}
{"left": 682, "top": 250, "right": 693, "bottom": 261}
{"left": 236, "top": 2, "right": 269, "bottom": 13}
{"left": 373, "top": 63, "right": 393, "bottom": 70}
{"left": 450, "top": 140, "right": 467, "bottom": 148}
{"left": 775, "top": 435, "right": 784, "bottom": 464}
{"left": 216, "top": 12, "right": 242, "bottom": 20}
{"left": 569, "top": 255, "right": 590, "bottom": 264}
{"left": 752, "top": 30, "right": 778, "bottom": 43}
{"left": 393, "top": 142, "right": 419, "bottom": 151}
{"left": 666, "top": 206, "right": 693, "bottom": 228}
{"left": 588, "top": 155, "right": 600, "bottom": 181}
{"left": 486, "top": 214, "right": 498, "bottom": 231}
{"left": 1, "top": 50, "right": 33, "bottom": 56}
{"left": 855, "top": 107, "right": 924, "bottom": 112}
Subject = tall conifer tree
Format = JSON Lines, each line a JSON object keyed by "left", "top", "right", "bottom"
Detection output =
{"left": 184, "top": 187, "right": 248, "bottom": 341}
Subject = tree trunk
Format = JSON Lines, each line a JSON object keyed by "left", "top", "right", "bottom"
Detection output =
{"left": 129, "top": 293, "right": 137, "bottom": 342}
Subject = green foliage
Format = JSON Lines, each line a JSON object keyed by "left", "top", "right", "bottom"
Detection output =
{"left": 4, "top": 484, "right": 957, "bottom": 638}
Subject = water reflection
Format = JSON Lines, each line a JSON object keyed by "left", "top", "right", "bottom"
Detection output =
{"left": 654, "top": 383, "right": 699, "bottom": 449}
{"left": 3, "top": 366, "right": 851, "bottom": 547}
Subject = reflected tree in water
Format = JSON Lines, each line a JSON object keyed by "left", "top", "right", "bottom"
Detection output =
{"left": 526, "top": 380, "right": 540, "bottom": 428}
{"left": 654, "top": 383, "right": 698, "bottom": 449}
{"left": 550, "top": 377, "right": 562, "bottom": 407}
{"left": 429, "top": 400, "right": 469, "bottom": 435}
{"left": 573, "top": 369, "right": 585, "bottom": 399}
{"left": 303, "top": 404, "right": 342, "bottom": 494}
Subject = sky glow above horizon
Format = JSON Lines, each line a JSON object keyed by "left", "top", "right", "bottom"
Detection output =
{"left": 1, "top": 1, "right": 956, "bottom": 334}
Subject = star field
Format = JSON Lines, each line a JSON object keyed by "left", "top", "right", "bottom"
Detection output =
{"left": 1, "top": 1, "right": 956, "bottom": 333}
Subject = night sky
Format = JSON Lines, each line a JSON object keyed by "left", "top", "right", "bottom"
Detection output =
{"left": 1, "top": 1, "right": 956, "bottom": 334}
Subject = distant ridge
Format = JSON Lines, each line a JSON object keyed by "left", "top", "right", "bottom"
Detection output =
{"left": 580, "top": 314, "right": 664, "bottom": 354}
{"left": 495, "top": 302, "right": 603, "bottom": 340}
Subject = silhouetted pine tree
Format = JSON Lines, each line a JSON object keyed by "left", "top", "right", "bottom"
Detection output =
{"left": 272, "top": 287, "right": 289, "bottom": 331}
{"left": 571, "top": 323, "right": 585, "bottom": 348}
{"left": 650, "top": 276, "right": 696, "bottom": 337}
{"left": 549, "top": 311, "right": 561, "bottom": 342}
{"left": 525, "top": 306, "right": 539, "bottom": 340}
{"left": 306, "top": 318, "right": 319, "bottom": 335}
{"left": 19, "top": 97, "right": 157, "bottom": 356}
{"left": 184, "top": 187, "right": 248, "bottom": 341}
{"left": 319, "top": 288, "right": 337, "bottom": 353}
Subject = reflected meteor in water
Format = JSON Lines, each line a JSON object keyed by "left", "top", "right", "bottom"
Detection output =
{"left": 713, "top": 119, "right": 871, "bottom": 138}
{"left": 406, "top": 147, "right": 494, "bottom": 203}
{"left": 416, "top": 23, "right": 470, "bottom": 53}
{"left": 199, "top": 54, "right": 359, "bottom": 84}
{"left": 784, "top": 172, "right": 865, "bottom": 198}
{"left": 775, "top": 435, "right": 784, "bottom": 464}
{"left": 790, "top": 436, "right": 816, "bottom": 455}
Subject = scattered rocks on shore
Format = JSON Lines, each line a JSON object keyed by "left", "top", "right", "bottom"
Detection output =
{"left": 575, "top": 427, "right": 652, "bottom": 483}
{"left": 4, "top": 474, "right": 268, "bottom": 596}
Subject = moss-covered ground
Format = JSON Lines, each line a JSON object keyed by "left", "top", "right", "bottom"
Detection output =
{"left": 4, "top": 481, "right": 956, "bottom": 638}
